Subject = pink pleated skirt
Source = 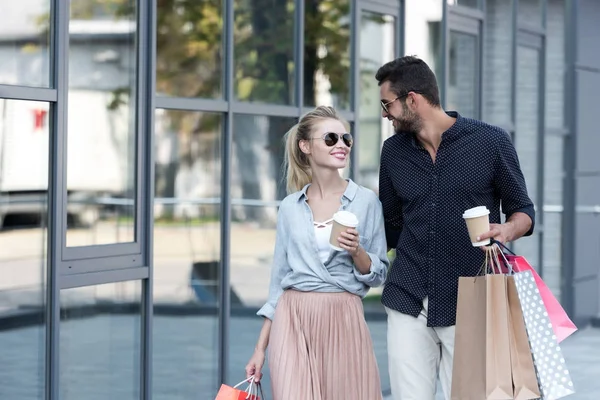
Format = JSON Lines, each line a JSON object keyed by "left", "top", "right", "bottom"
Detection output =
{"left": 268, "top": 290, "right": 383, "bottom": 400}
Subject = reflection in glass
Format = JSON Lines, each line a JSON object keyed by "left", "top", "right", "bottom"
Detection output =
{"left": 519, "top": 0, "right": 542, "bottom": 26}
{"left": 483, "top": 0, "right": 513, "bottom": 125}
{"left": 0, "top": 2, "right": 50, "bottom": 87}
{"left": 304, "top": 0, "right": 351, "bottom": 109}
{"left": 0, "top": 99, "right": 47, "bottom": 399}
{"left": 546, "top": 0, "right": 565, "bottom": 130}
{"left": 449, "top": 0, "right": 479, "bottom": 8}
{"left": 404, "top": 0, "right": 443, "bottom": 83}
{"left": 358, "top": 12, "right": 395, "bottom": 192}
{"left": 66, "top": 0, "right": 137, "bottom": 247}
{"left": 512, "top": 46, "right": 540, "bottom": 269}
{"left": 227, "top": 205, "right": 277, "bottom": 392}
{"left": 232, "top": 114, "right": 296, "bottom": 208}
{"left": 153, "top": 110, "right": 221, "bottom": 397}
{"left": 543, "top": 0, "right": 566, "bottom": 298}
{"left": 234, "top": 0, "right": 295, "bottom": 104}
{"left": 447, "top": 31, "right": 479, "bottom": 118}
{"left": 60, "top": 281, "right": 141, "bottom": 400}
{"left": 156, "top": 0, "right": 223, "bottom": 98}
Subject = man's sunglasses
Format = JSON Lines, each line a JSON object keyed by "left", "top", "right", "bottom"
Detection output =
{"left": 380, "top": 91, "right": 420, "bottom": 113}
{"left": 310, "top": 132, "right": 353, "bottom": 148}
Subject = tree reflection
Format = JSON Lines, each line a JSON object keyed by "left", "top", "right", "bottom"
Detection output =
{"left": 58, "top": 0, "right": 367, "bottom": 220}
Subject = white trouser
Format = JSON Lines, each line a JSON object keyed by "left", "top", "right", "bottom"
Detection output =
{"left": 386, "top": 297, "right": 456, "bottom": 400}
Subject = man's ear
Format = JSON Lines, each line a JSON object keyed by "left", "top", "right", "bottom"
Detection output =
{"left": 406, "top": 92, "right": 419, "bottom": 111}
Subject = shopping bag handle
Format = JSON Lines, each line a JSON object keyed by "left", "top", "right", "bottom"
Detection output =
{"left": 490, "top": 238, "right": 516, "bottom": 255}
{"left": 232, "top": 376, "right": 265, "bottom": 399}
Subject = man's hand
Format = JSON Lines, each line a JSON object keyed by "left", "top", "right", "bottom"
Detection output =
{"left": 477, "top": 222, "right": 515, "bottom": 246}
{"left": 477, "top": 212, "right": 533, "bottom": 249}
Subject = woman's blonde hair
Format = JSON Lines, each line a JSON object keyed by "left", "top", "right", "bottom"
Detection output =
{"left": 283, "top": 106, "right": 349, "bottom": 194}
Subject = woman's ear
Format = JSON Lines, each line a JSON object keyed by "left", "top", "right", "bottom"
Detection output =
{"left": 299, "top": 139, "right": 311, "bottom": 156}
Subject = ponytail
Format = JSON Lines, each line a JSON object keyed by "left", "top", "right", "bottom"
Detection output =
{"left": 283, "top": 124, "right": 312, "bottom": 194}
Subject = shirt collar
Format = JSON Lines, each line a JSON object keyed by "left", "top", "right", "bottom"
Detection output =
{"left": 410, "top": 111, "right": 463, "bottom": 148}
{"left": 297, "top": 178, "right": 358, "bottom": 202}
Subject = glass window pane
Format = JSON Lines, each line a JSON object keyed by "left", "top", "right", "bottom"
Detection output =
{"left": 543, "top": 0, "right": 566, "bottom": 297}
{"left": 66, "top": 0, "right": 137, "bottom": 247}
{"left": 0, "top": 99, "right": 48, "bottom": 398}
{"left": 483, "top": 0, "right": 513, "bottom": 125}
{"left": 512, "top": 45, "right": 541, "bottom": 270}
{"left": 546, "top": 0, "right": 565, "bottom": 129}
{"left": 519, "top": 0, "right": 543, "bottom": 26}
{"left": 447, "top": 31, "right": 479, "bottom": 118}
{"left": 304, "top": 0, "right": 351, "bottom": 109}
{"left": 156, "top": 0, "right": 223, "bottom": 98}
{"left": 515, "top": 45, "right": 540, "bottom": 205}
{"left": 234, "top": 0, "right": 295, "bottom": 104}
{"left": 0, "top": 2, "right": 50, "bottom": 87}
{"left": 153, "top": 110, "right": 221, "bottom": 396}
{"left": 404, "top": 0, "right": 444, "bottom": 83}
{"left": 232, "top": 114, "right": 296, "bottom": 203}
{"left": 228, "top": 204, "right": 277, "bottom": 396}
{"left": 448, "top": 0, "right": 479, "bottom": 8}
{"left": 60, "top": 281, "right": 141, "bottom": 399}
{"left": 358, "top": 11, "right": 396, "bottom": 191}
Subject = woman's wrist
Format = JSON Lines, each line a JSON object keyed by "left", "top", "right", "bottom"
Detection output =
{"left": 352, "top": 246, "right": 372, "bottom": 274}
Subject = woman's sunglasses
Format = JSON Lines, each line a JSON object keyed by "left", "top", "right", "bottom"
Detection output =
{"left": 311, "top": 132, "right": 353, "bottom": 148}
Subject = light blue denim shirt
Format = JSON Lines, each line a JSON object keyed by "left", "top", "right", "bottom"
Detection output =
{"left": 257, "top": 179, "right": 389, "bottom": 320}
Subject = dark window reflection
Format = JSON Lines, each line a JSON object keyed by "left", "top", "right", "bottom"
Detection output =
{"left": 304, "top": 0, "right": 351, "bottom": 109}
{"left": 452, "top": 0, "right": 479, "bottom": 8}
{"left": 0, "top": 1, "right": 50, "bottom": 87}
{"left": 447, "top": 31, "right": 479, "bottom": 118}
{"left": 483, "top": 0, "right": 513, "bottom": 126}
{"left": 234, "top": 0, "right": 295, "bottom": 104}
{"left": 156, "top": 0, "right": 223, "bottom": 98}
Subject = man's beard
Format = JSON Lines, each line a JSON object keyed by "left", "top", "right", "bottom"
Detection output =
{"left": 393, "top": 113, "right": 422, "bottom": 136}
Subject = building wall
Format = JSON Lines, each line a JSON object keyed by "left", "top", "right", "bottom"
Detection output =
{"left": 570, "top": 0, "right": 600, "bottom": 322}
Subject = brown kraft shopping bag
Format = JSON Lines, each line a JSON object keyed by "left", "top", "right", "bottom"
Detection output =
{"left": 506, "top": 275, "right": 541, "bottom": 399}
{"left": 451, "top": 275, "right": 487, "bottom": 400}
{"left": 485, "top": 273, "right": 513, "bottom": 399}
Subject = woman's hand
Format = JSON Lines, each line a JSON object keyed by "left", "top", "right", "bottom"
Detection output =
{"left": 340, "top": 227, "right": 372, "bottom": 274}
{"left": 339, "top": 227, "right": 361, "bottom": 257}
{"left": 338, "top": 228, "right": 360, "bottom": 257}
{"left": 245, "top": 349, "right": 266, "bottom": 382}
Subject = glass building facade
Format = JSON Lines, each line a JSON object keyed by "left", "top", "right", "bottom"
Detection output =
{"left": 0, "top": 0, "right": 598, "bottom": 399}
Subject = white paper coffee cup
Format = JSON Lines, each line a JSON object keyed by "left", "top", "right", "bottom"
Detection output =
{"left": 462, "top": 206, "right": 491, "bottom": 247}
{"left": 329, "top": 210, "right": 359, "bottom": 251}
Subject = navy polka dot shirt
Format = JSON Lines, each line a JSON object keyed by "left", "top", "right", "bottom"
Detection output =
{"left": 379, "top": 112, "right": 535, "bottom": 327}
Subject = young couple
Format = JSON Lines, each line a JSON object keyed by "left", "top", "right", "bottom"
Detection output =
{"left": 244, "top": 56, "right": 535, "bottom": 400}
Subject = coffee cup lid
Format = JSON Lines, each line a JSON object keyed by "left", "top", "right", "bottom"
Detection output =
{"left": 333, "top": 210, "right": 359, "bottom": 227}
{"left": 462, "top": 206, "right": 490, "bottom": 219}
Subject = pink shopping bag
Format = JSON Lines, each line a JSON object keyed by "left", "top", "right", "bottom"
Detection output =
{"left": 494, "top": 240, "right": 578, "bottom": 343}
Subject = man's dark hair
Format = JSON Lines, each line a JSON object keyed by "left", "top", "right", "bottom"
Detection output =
{"left": 375, "top": 56, "right": 441, "bottom": 107}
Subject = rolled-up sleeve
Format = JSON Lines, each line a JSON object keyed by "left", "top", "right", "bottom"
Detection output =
{"left": 493, "top": 130, "right": 536, "bottom": 236}
{"left": 353, "top": 196, "right": 389, "bottom": 287}
{"left": 256, "top": 207, "right": 289, "bottom": 320}
{"left": 379, "top": 144, "right": 404, "bottom": 249}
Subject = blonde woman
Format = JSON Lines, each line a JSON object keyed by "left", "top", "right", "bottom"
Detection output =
{"left": 244, "top": 106, "right": 388, "bottom": 399}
